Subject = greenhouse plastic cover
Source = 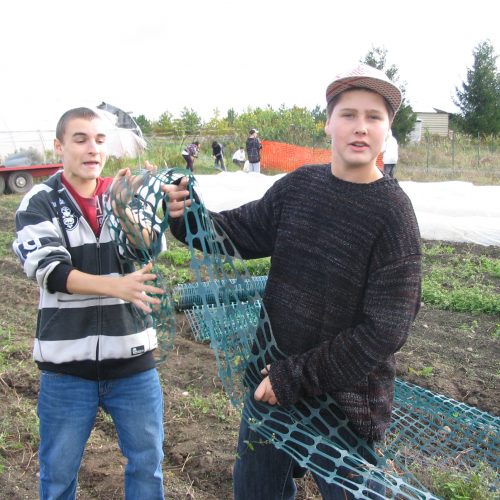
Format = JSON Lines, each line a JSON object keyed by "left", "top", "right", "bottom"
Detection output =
{"left": 194, "top": 172, "right": 500, "bottom": 247}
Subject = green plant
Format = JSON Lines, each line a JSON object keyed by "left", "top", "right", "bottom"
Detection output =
{"left": 492, "top": 324, "right": 500, "bottom": 339}
{"left": 156, "top": 263, "right": 193, "bottom": 286}
{"left": 159, "top": 246, "right": 191, "bottom": 266}
{"left": 422, "top": 243, "right": 456, "bottom": 256}
{"left": 422, "top": 250, "right": 500, "bottom": 315}
{"left": 429, "top": 465, "right": 498, "bottom": 500}
{"left": 184, "top": 390, "right": 236, "bottom": 422}
{"left": 458, "top": 320, "right": 479, "bottom": 334}
{"left": 0, "top": 398, "right": 39, "bottom": 458}
{"left": 408, "top": 366, "right": 433, "bottom": 378}
{"left": 0, "top": 231, "right": 14, "bottom": 259}
{"left": 223, "top": 258, "right": 271, "bottom": 277}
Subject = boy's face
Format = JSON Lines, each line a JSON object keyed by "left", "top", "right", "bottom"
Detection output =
{"left": 324, "top": 89, "right": 390, "bottom": 171}
{"left": 54, "top": 117, "right": 107, "bottom": 187}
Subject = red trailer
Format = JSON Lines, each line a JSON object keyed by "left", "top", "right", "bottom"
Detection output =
{"left": 0, "top": 163, "right": 62, "bottom": 195}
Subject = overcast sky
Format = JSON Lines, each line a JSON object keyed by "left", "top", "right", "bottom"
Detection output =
{"left": 1, "top": 0, "right": 499, "bottom": 133}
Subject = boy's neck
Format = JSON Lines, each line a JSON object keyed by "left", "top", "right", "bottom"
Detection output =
{"left": 62, "top": 174, "right": 98, "bottom": 198}
{"left": 331, "top": 162, "right": 383, "bottom": 184}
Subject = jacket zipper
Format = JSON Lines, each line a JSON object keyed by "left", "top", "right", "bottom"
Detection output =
{"left": 96, "top": 237, "right": 102, "bottom": 379}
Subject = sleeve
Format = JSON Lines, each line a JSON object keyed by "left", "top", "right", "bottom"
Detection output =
{"left": 269, "top": 254, "right": 421, "bottom": 406}
{"left": 12, "top": 191, "right": 73, "bottom": 291}
{"left": 169, "top": 174, "right": 291, "bottom": 259}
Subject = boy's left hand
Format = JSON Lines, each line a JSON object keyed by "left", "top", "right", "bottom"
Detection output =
{"left": 254, "top": 365, "right": 279, "bottom": 405}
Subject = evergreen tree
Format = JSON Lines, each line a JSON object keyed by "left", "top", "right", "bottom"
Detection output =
{"left": 454, "top": 40, "right": 500, "bottom": 136}
{"left": 362, "top": 47, "right": 417, "bottom": 144}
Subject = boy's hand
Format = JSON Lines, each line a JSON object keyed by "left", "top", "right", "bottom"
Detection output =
{"left": 118, "top": 262, "right": 163, "bottom": 313}
{"left": 254, "top": 364, "right": 279, "bottom": 405}
{"left": 162, "top": 177, "right": 192, "bottom": 218}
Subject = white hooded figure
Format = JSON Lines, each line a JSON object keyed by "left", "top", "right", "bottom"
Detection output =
{"left": 382, "top": 129, "right": 398, "bottom": 177}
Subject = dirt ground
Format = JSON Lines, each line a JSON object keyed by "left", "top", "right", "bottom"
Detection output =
{"left": 0, "top": 195, "right": 498, "bottom": 499}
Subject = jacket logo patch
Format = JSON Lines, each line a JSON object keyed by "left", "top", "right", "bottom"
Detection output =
{"left": 60, "top": 205, "right": 78, "bottom": 231}
{"left": 131, "top": 345, "right": 145, "bottom": 356}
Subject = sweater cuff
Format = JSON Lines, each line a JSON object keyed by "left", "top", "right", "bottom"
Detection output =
{"left": 46, "top": 263, "right": 74, "bottom": 294}
{"left": 269, "top": 359, "right": 298, "bottom": 407}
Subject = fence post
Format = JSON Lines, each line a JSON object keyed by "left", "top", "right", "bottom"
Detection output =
{"left": 451, "top": 131, "right": 455, "bottom": 169}
{"left": 477, "top": 132, "right": 480, "bottom": 169}
{"left": 426, "top": 134, "right": 430, "bottom": 171}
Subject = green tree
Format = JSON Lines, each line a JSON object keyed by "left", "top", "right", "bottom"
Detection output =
{"left": 134, "top": 114, "right": 152, "bottom": 135}
{"left": 233, "top": 105, "right": 323, "bottom": 146}
{"left": 454, "top": 40, "right": 500, "bottom": 136}
{"left": 180, "top": 107, "right": 202, "bottom": 135}
{"left": 311, "top": 105, "right": 326, "bottom": 125}
{"left": 362, "top": 47, "right": 417, "bottom": 144}
{"left": 153, "top": 111, "right": 175, "bottom": 134}
{"left": 226, "top": 108, "right": 237, "bottom": 126}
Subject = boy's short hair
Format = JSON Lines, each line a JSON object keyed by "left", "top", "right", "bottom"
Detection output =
{"left": 56, "top": 107, "right": 101, "bottom": 142}
{"left": 325, "top": 64, "right": 401, "bottom": 119}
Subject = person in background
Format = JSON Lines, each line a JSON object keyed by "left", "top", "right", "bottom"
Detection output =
{"left": 169, "top": 63, "right": 421, "bottom": 499}
{"left": 232, "top": 147, "right": 246, "bottom": 169}
{"left": 181, "top": 141, "right": 200, "bottom": 172}
{"left": 212, "top": 140, "right": 226, "bottom": 171}
{"left": 245, "top": 128, "right": 262, "bottom": 173}
{"left": 12, "top": 107, "right": 190, "bottom": 500}
{"left": 383, "top": 129, "right": 398, "bottom": 177}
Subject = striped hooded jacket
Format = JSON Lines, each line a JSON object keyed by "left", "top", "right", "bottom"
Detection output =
{"left": 12, "top": 172, "right": 158, "bottom": 379}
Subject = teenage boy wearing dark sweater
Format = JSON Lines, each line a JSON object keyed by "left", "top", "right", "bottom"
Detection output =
{"left": 171, "top": 64, "right": 422, "bottom": 499}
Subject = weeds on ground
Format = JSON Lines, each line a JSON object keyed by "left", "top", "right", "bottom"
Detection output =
{"left": 0, "top": 231, "right": 14, "bottom": 259}
{"left": 422, "top": 244, "right": 500, "bottom": 314}
{"left": 412, "top": 462, "right": 498, "bottom": 500}
{"left": 167, "top": 387, "right": 238, "bottom": 425}
{"left": 0, "top": 324, "right": 39, "bottom": 474}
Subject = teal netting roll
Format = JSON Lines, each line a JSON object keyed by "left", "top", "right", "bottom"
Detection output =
{"left": 173, "top": 276, "right": 268, "bottom": 310}
{"left": 389, "top": 379, "right": 498, "bottom": 471}
{"left": 184, "top": 301, "right": 261, "bottom": 343}
{"left": 107, "top": 168, "right": 498, "bottom": 498}
{"left": 184, "top": 300, "right": 499, "bottom": 488}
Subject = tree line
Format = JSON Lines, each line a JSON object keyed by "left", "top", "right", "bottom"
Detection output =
{"left": 134, "top": 41, "right": 499, "bottom": 147}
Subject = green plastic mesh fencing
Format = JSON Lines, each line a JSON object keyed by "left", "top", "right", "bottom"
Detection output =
{"left": 183, "top": 299, "right": 499, "bottom": 495}
{"left": 388, "top": 379, "right": 498, "bottom": 471}
{"left": 105, "top": 168, "right": 189, "bottom": 360}
{"left": 184, "top": 301, "right": 262, "bottom": 343}
{"left": 107, "top": 168, "right": 498, "bottom": 498}
{"left": 173, "top": 276, "right": 268, "bottom": 310}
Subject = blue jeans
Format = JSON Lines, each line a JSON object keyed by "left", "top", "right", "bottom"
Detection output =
{"left": 248, "top": 161, "right": 261, "bottom": 173}
{"left": 38, "top": 368, "right": 164, "bottom": 500}
{"left": 233, "top": 412, "right": 385, "bottom": 500}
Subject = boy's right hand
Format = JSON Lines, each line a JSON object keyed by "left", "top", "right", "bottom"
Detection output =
{"left": 162, "top": 177, "right": 191, "bottom": 218}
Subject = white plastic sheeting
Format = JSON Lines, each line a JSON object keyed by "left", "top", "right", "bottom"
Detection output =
{"left": 96, "top": 109, "right": 147, "bottom": 158}
{"left": 193, "top": 172, "right": 500, "bottom": 247}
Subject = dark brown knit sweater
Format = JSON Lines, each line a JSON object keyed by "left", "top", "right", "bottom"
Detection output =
{"left": 172, "top": 164, "right": 422, "bottom": 441}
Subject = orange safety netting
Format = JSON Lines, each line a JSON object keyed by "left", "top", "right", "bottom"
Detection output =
{"left": 261, "top": 140, "right": 384, "bottom": 173}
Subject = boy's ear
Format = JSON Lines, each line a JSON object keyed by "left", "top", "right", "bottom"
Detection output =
{"left": 54, "top": 138, "right": 63, "bottom": 156}
{"left": 324, "top": 118, "right": 331, "bottom": 136}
